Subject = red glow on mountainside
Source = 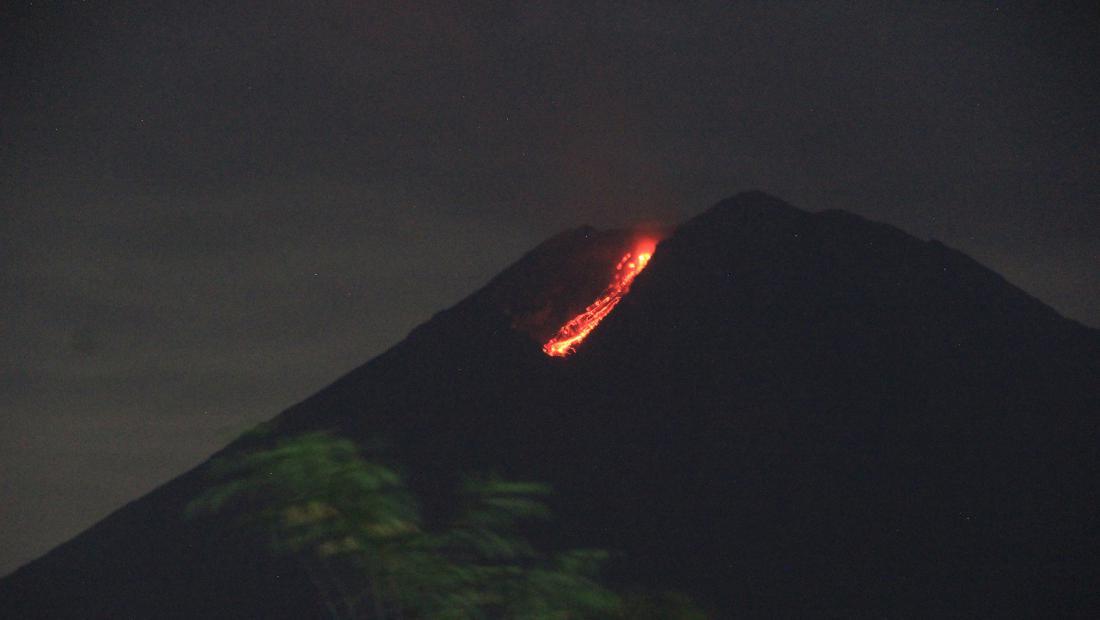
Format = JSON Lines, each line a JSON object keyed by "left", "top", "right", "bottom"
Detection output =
{"left": 543, "top": 238, "right": 657, "bottom": 357}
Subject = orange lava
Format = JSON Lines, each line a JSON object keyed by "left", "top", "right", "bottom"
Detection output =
{"left": 543, "top": 238, "right": 657, "bottom": 357}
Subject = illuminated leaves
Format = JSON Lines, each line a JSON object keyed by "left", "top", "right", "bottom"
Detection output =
{"left": 186, "top": 433, "right": 623, "bottom": 618}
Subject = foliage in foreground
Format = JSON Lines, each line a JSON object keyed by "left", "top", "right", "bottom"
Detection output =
{"left": 187, "top": 432, "right": 628, "bottom": 619}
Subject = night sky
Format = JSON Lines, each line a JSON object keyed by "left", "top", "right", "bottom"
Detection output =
{"left": 1, "top": 1, "right": 1096, "bottom": 576}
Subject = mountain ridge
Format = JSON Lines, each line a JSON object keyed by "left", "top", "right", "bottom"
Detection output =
{"left": 2, "top": 192, "right": 1096, "bottom": 617}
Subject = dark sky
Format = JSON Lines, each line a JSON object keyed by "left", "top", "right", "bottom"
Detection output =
{"left": 1, "top": 1, "right": 1097, "bottom": 575}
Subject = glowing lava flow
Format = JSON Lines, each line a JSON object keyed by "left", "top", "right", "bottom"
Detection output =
{"left": 543, "top": 239, "right": 657, "bottom": 357}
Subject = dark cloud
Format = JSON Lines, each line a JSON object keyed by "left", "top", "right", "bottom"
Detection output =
{"left": 1, "top": 0, "right": 1097, "bottom": 575}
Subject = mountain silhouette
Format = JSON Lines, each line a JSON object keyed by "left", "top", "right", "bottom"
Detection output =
{"left": 2, "top": 192, "right": 1097, "bottom": 617}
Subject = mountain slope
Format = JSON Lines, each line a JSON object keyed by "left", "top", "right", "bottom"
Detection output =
{"left": 2, "top": 192, "right": 1097, "bottom": 617}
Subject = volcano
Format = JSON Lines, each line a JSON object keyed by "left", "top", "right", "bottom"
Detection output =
{"left": 2, "top": 192, "right": 1097, "bottom": 617}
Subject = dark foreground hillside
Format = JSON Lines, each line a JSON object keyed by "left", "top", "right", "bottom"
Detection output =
{"left": 3, "top": 192, "right": 1097, "bottom": 617}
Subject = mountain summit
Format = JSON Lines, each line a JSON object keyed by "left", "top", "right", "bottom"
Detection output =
{"left": 3, "top": 192, "right": 1097, "bottom": 617}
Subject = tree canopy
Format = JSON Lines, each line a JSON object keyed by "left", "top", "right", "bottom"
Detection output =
{"left": 187, "top": 432, "right": 631, "bottom": 619}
